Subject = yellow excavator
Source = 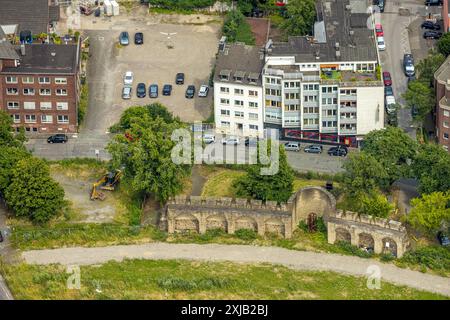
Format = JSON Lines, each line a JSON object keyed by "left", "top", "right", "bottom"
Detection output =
{"left": 90, "top": 169, "right": 123, "bottom": 201}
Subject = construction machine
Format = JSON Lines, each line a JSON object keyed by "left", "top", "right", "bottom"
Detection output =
{"left": 90, "top": 169, "right": 122, "bottom": 200}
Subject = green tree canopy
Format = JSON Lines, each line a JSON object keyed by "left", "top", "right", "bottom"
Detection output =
{"left": 402, "top": 80, "right": 434, "bottom": 122}
{"left": 408, "top": 192, "right": 450, "bottom": 234}
{"left": 0, "top": 110, "right": 26, "bottom": 147}
{"left": 416, "top": 51, "right": 445, "bottom": 85}
{"left": 0, "top": 146, "right": 31, "bottom": 194}
{"left": 4, "top": 158, "right": 65, "bottom": 224}
{"left": 281, "top": 0, "right": 316, "bottom": 36}
{"left": 107, "top": 106, "right": 191, "bottom": 204}
{"left": 233, "top": 144, "right": 294, "bottom": 203}
{"left": 359, "top": 193, "right": 393, "bottom": 218}
{"left": 437, "top": 32, "right": 450, "bottom": 56}
{"left": 362, "top": 127, "right": 418, "bottom": 184}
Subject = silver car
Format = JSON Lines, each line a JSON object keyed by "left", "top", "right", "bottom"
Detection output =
{"left": 284, "top": 142, "right": 301, "bottom": 152}
{"left": 198, "top": 85, "right": 209, "bottom": 97}
{"left": 122, "top": 86, "right": 132, "bottom": 99}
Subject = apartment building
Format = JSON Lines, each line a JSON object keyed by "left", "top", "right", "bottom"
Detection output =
{"left": 214, "top": 43, "right": 265, "bottom": 137}
{"left": 0, "top": 31, "right": 81, "bottom": 134}
{"left": 433, "top": 56, "right": 450, "bottom": 153}
{"left": 262, "top": 0, "right": 384, "bottom": 147}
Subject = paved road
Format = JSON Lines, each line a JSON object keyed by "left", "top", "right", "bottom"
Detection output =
{"left": 22, "top": 243, "right": 450, "bottom": 297}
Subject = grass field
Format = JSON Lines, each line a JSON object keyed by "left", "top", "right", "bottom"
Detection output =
{"left": 1, "top": 259, "right": 446, "bottom": 300}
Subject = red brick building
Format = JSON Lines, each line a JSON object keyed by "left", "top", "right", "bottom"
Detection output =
{"left": 433, "top": 56, "right": 450, "bottom": 153}
{"left": 0, "top": 32, "right": 81, "bottom": 134}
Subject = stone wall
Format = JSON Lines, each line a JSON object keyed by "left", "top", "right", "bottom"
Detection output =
{"left": 327, "top": 210, "right": 410, "bottom": 257}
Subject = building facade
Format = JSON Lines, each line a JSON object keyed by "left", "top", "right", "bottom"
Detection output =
{"left": 434, "top": 56, "right": 450, "bottom": 152}
{"left": 0, "top": 41, "right": 81, "bottom": 134}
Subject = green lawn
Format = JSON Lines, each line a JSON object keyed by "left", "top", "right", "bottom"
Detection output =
{"left": 1, "top": 259, "right": 446, "bottom": 300}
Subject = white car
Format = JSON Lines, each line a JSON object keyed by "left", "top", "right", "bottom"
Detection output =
{"left": 198, "top": 85, "right": 209, "bottom": 97}
{"left": 284, "top": 142, "right": 301, "bottom": 152}
{"left": 221, "top": 136, "right": 240, "bottom": 145}
{"left": 122, "top": 86, "right": 132, "bottom": 99}
{"left": 123, "top": 71, "right": 133, "bottom": 86}
{"left": 385, "top": 95, "right": 397, "bottom": 114}
{"left": 377, "top": 37, "right": 386, "bottom": 51}
{"left": 203, "top": 134, "right": 215, "bottom": 144}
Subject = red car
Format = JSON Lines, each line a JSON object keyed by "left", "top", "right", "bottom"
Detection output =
{"left": 383, "top": 71, "right": 392, "bottom": 86}
{"left": 375, "top": 24, "right": 383, "bottom": 37}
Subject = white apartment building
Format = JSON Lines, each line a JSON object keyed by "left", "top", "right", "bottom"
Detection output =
{"left": 214, "top": 43, "right": 265, "bottom": 138}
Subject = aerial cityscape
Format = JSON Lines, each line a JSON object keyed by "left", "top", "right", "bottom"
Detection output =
{"left": 0, "top": 0, "right": 449, "bottom": 306}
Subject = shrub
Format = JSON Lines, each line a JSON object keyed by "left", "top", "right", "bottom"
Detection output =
{"left": 234, "top": 228, "right": 257, "bottom": 241}
{"left": 380, "top": 252, "right": 395, "bottom": 262}
{"left": 156, "top": 276, "right": 232, "bottom": 291}
{"left": 148, "top": 0, "right": 215, "bottom": 10}
{"left": 335, "top": 241, "right": 374, "bottom": 258}
{"left": 399, "top": 246, "right": 450, "bottom": 271}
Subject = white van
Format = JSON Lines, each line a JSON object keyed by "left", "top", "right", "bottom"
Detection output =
{"left": 284, "top": 142, "right": 301, "bottom": 152}
{"left": 385, "top": 95, "right": 397, "bottom": 114}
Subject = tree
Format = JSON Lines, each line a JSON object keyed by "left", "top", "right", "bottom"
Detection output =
{"left": 0, "top": 110, "right": 26, "bottom": 147}
{"left": 4, "top": 158, "right": 65, "bottom": 223}
{"left": 233, "top": 144, "right": 294, "bottom": 202}
{"left": 437, "top": 32, "right": 450, "bottom": 56}
{"left": 408, "top": 192, "right": 450, "bottom": 234}
{"left": 107, "top": 106, "right": 191, "bottom": 203}
{"left": 359, "top": 193, "right": 393, "bottom": 218}
{"left": 0, "top": 146, "right": 31, "bottom": 194}
{"left": 402, "top": 80, "right": 434, "bottom": 122}
{"left": 362, "top": 127, "right": 418, "bottom": 184}
{"left": 222, "top": 10, "right": 245, "bottom": 42}
{"left": 281, "top": 0, "right": 316, "bottom": 36}
{"left": 416, "top": 51, "right": 445, "bottom": 85}
{"left": 342, "top": 152, "right": 389, "bottom": 196}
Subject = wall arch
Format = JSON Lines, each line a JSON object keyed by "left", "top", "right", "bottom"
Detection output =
{"left": 358, "top": 233, "right": 375, "bottom": 251}
{"left": 291, "top": 187, "right": 336, "bottom": 226}
{"left": 235, "top": 216, "right": 257, "bottom": 232}
{"left": 335, "top": 227, "right": 351, "bottom": 243}
{"left": 382, "top": 237, "right": 398, "bottom": 257}
{"left": 174, "top": 213, "right": 199, "bottom": 233}
{"left": 206, "top": 214, "right": 228, "bottom": 232}
{"left": 264, "top": 218, "right": 285, "bottom": 236}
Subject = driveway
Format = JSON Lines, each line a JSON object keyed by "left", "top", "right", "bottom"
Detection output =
{"left": 22, "top": 242, "right": 450, "bottom": 297}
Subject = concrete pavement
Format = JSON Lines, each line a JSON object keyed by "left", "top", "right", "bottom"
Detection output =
{"left": 22, "top": 242, "right": 450, "bottom": 297}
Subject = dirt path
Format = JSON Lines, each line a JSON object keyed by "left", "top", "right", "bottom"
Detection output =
{"left": 22, "top": 243, "right": 450, "bottom": 297}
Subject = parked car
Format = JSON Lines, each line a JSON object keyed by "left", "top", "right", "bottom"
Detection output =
{"left": 387, "top": 112, "right": 398, "bottom": 126}
{"left": 198, "top": 85, "right": 209, "bottom": 97}
{"left": 423, "top": 31, "right": 442, "bottom": 39}
{"left": 136, "top": 83, "right": 146, "bottom": 98}
{"left": 221, "top": 136, "right": 240, "bottom": 145}
{"left": 437, "top": 231, "right": 450, "bottom": 246}
{"left": 202, "top": 134, "right": 215, "bottom": 144}
{"left": 123, "top": 71, "right": 133, "bottom": 85}
{"left": 119, "top": 31, "right": 129, "bottom": 45}
{"left": 375, "top": 23, "right": 383, "bottom": 37}
{"left": 376, "top": 36, "right": 386, "bottom": 51}
{"left": 328, "top": 145, "right": 348, "bottom": 157}
{"left": 162, "top": 84, "right": 172, "bottom": 96}
{"left": 47, "top": 134, "right": 68, "bottom": 144}
{"left": 304, "top": 144, "right": 323, "bottom": 154}
{"left": 425, "top": 0, "right": 443, "bottom": 6}
{"left": 383, "top": 71, "right": 392, "bottom": 86}
{"left": 122, "top": 86, "right": 132, "bottom": 99}
{"left": 134, "top": 32, "right": 143, "bottom": 44}
{"left": 185, "top": 85, "right": 195, "bottom": 98}
{"left": 244, "top": 137, "right": 258, "bottom": 147}
{"left": 176, "top": 73, "right": 185, "bottom": 85}
{"left": 373, "top": 0, "right": 385, "bottom": 12}
{"left": 385, "top": 95, "right": 397, "bottom": 114}
{"left": 384, "top": 86, "right": 393, "bottom": 97}
{"left": 421, "top": 21, "right": 441, "bottom": 30}
{"left": 149, "top": 84, "right": 158, "bottom": 98}
{"left": 403, "top": 54, "right": 415, "bottom": 77}
{"left": 284, "top": 142, "right": 301, "bottom": 152}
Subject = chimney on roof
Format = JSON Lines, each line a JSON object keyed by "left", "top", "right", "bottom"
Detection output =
{"left": 20, "top": 44, "right": 26, "bottom": 56}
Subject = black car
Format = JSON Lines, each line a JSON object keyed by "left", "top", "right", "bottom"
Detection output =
{"left": 185, "top": 85, "right": 195, "bottom": 98}
{"left": 176, "top": 73, "right": 185, "bottom": 85}
{"left": 47, "top": 134, "right": 68, "bottom": 144}
{"left": 437, "top": 231, "right": 450, "bottom": 246}
{"left": 425, "top": 0, "right": 442, "bottom": 6}
{"left": 134, "top": 32, "right": 144, "bottom": 44}
{"left": 328, "top": 145, "right": 348, "bottom": 157}
{"left": 423, "top": 31, "right": 442, "bottom": 39}
{"left": 136, "top": 83, "right": 146, "bottom": 98}
{"left": 421, "top": 21, "right": 441, "bottom": 30}
{"left": 384, "top": 86, "right": 393, "bottom": 96}
{"left": 149, "top": 84, "right": 158, "bottom": 98}
{"left": 162, "top": 84, "right": 172, "bottom": 96}
{"left": 403, "top": 53, "right": 415, "bottom": 77}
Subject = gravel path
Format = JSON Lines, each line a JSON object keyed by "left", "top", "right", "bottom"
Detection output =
{"left": 22, "top": 243, "right": 450, "bottom": 297}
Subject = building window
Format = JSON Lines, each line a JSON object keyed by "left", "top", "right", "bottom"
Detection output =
{"left": 23, "top": 88, "right": 35, "bottom": 95}
{"left": 444, "top": 132, "right": 449, "bottom": 140}
{"left": 39, "top": 77, "right": 50, "bottom": 84}
{"left": 220, "top": 109, "right": 230, "bottom": 116}
{"left": 221, "top": 121, "right": 230, "bottom": 128}
{"left": 234, "top": 111, "right": 244, "bottom": 118}
{"left": 444, "top": 110, "right": 450, "bottom": 117}
{"left": 249, "top": 124, "right": 258, "bottom": 130}
{"left": 11, "top": 114, "right": 20, "bottom": 123}
{"left": 7, "top": 101, "right": 19, "bottom": 109}
{"left": 6, "top": 88, "right": 18, "bottom": 95}
{"left": 55, "top": 77, "right": 67, "bottom": 84}
{"left": 40, "top": 102, "right": 52, "bottom": 110}
{"left": 220, "top": 98, "right": 229, "bottom": 105}
{"left": 24, "top": 102, "right": 36, "bottom": 110}
{"left": 56, "top": 89, "right": 67, "bottom": 96}
{"left": 322, "top": 121, "right": 338, "bottom": 127}
{"left": 285, "top": 104, "right": 300, "bottom": 111}
{"left": 234, "top": 100, "right": 244, "bottom": 107}
{"left": 25, "top": 115, "right": 36, "bottom": 123}
{"left": 234, "top": 88, "right": 244, "bottom": 95}
{"left": 248, "top": 113, "right": 258, "bottom": 120}
{"left": 248, "top": 90, "right": 258, "bottom": 97}
{"left": 40, "top": 88, "right": 51, "bottom": 96}
{"left": 57, "top": 115, "right": 69, "bottom": 123}
{"left": 56, "top": 102, "right": 69, "bottom": 110}
{"left": 22, "top": 76, "right": 34, "bottom": 84}
{"left": 444, "top": 121, "right": 449, "bottom": 128}
{"left": 303, "top": 118, "right": 319, "bottom": 125}
{"left": 6, "top": 76, "right": 18, "bottom": 84}
{"left": 249, "top": 102, "right": 258, "bottom": 108}
{"left": 220, "top": 87, "right": 229, "bottom": 93}
{"left": 41, "top": 115, "right": 53, "bottom": 123}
